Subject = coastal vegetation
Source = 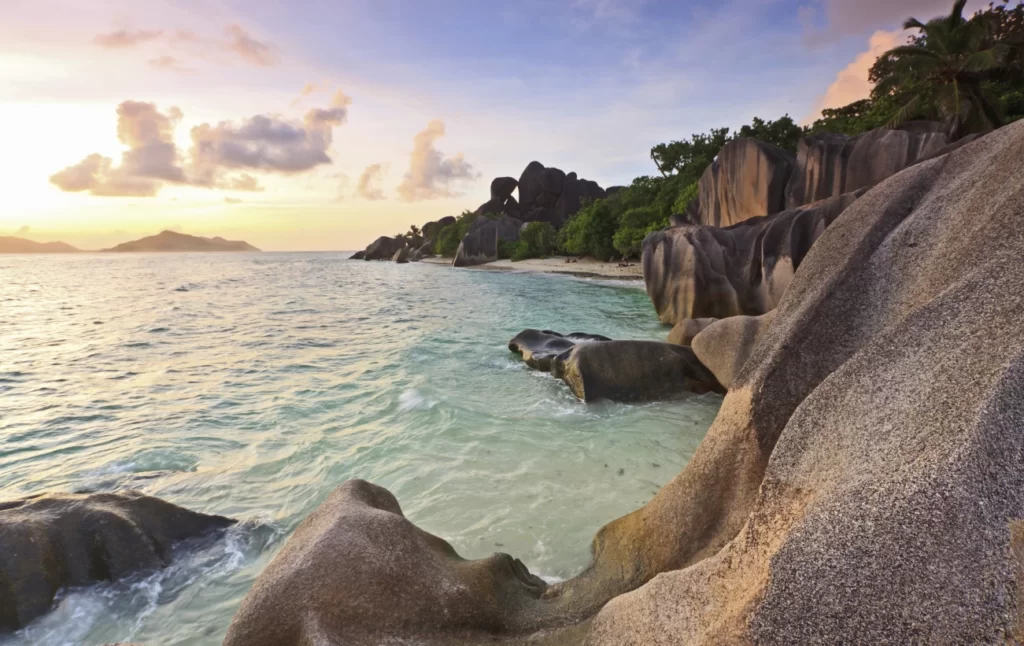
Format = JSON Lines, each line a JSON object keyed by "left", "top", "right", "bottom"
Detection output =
{"left": 554, "top": 0, "right": 1024, "bottom": 260}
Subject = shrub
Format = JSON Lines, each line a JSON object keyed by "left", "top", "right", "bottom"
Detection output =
{"left": 512, "top": 222, "right": 557, "bottom": 261}
{"left": 434, "top": 210, "right": 478, "bottom": 257}
{"left": 612, "top": 206, "right": 668, "bottom": 258}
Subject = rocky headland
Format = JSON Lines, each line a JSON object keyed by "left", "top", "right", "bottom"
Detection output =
{"left": 102, "top": 230, "right": 260, "bottom": 252}
{"left": 228, "top": 120, "right": 1024, "bottom": 644}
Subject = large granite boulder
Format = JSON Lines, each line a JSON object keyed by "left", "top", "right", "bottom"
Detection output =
{"left": 583, "top": 123, "right": 1024, "bottom": 644}
{"left": 666, "top": 317, "right": 718, "bottom": 346}
{"left": 349, "top": 250, "right": 365, "bottom": 260}
{"left": 642, "top": 189, "right": 863, "bottom": 325}
{"left": 223, "top": 480, "right": 566, "bottom": 646}
{"left": 453, "top": 215, "right": 522, "bottom": 267}
{"left": 422, "top": 216, "right": 457, "bottom": 241}
{"left": 363, "top": 235, "right": 405, "bottom": 261}
{"left": 784, "top": 122, "right": 949, "bottom": 209}
{"left": 690, "top": 311, "right": 775, "bottom": 389}
{"left": 490, "top": 177, "right": 518, "bottom": 201}
{"left": 0, "top": 491, "right": 234, "bottom": 631}
{"left": 392, "top": 247, "right": 410, "bottom": 263}
{"left": 696, "top": 137, "right": 795, "bottom": 227}
{"left": 551, "top": 341, "right": 723, "bottom": 402}
{"left": 517, "top": 161, "right": 546, "bottom": 211}
{"left": 509, "top": 329, "right": 611, "bottom": 372}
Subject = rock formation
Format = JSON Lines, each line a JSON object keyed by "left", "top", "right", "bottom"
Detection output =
{"left": 583, "top": 120, "right": 1024, "bottom": 646}
{"left": 225, "top": 122, "right": 1024, "bottom": 646}
{"left": 361, "top": 235, "right": 406, "bottom": 261}
{"left": 784, "top": 122, "right": 949, "bottom": 209}
{"left": 666, "top": 317, "right": 718, "bottom": 346}
{"left": 0, "top": 491, "right": 234, "bottom": 631}
{"left": 452, "top": 215, "right": 522, "bottom": 267}
{"left": 392, "top": 246, "right": 410, "bottom": 263}
{"left": 643, "top": 190, "right": 863, "bottom": 325}
{"left": 516, "top": 163, "right": 605, "bottom": 228}
{"left": 0, "top": 237, "right": 79, "bottom": 253}
{"left": 223, "top": 480, "right": 559, "bottom": 646}
{"left": 551, "top": 341, "right": 723, "bottom": 402}
{"left": 508, "top": 329, "right": 611, "bottom": 372}
{"left": 695, "top": 138, "right": 795, "bottom": 227}
{"left": 690, "top": 311, "right": 775, "bottom": 389}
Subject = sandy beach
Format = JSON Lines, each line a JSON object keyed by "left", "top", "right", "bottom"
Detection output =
{"left": 420, "top": 255, "right": 643, "bottom": 279}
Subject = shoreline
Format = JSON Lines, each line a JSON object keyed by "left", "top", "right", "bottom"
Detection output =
{"left": 420, "top": 255, "right": 644, "bottom": 280}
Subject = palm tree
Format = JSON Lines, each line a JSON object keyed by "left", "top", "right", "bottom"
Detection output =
{"left": 877, "top": 0, "right": 1011, "bottom": 137}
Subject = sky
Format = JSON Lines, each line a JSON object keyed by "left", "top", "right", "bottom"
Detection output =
{"left": 0, "top": 0, "right": 977, "bottom": 251}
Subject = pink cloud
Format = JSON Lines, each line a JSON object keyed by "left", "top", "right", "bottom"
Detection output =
{"left": 802, "top": 29, "right": 904, "bottom": 124}
{"left": 93, "top": 28, "right": 163, "bottom": 49}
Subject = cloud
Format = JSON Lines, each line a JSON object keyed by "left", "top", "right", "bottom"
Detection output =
{"left": 16, "top": 226, "right": 31, "bottom": 235}
{"left": 802, "top": 29, "right": 904, "bottom": 124}
{"left": 93, "top": 28, "right": 163, "bottom": 49}
{"left": 224, "top": 197, "right": 243, "bottom": 204}
{"left": 396, "top": 120, "right": 477, "bottom": 201}
{"left": 573, "top": 0, "right": 646, "bottom": 22}
{"left": 50, "top": 101, "right": 185, "bottom": 197}
{"left": 148, "top": 55, "right": 195, "bottom": 74}
{"left": 801, "top": 0, "right": 978, "bottom": 41}
{"left": 225, "top": 24, "right": 277, "bottom": 66}
{"left": 355, "top": 163, "right": 387, "bottom": 200}
{"left": 225, "top": 173, "right": 264, "bottom": 192}
{"left": 52, "top": 94, "right": 349, "bottom": 197}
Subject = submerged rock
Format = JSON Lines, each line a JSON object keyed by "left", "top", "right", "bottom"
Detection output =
{"left": 0, "top": 491, "right": 234, "bottom": 631}
{"left": 509, "top": 329, "right": 611, "bottom": 372}
{"left": 551, "top": 340, "right": 723, "bottom": 402}
{"left": 642, "top": 190, "right": 863, "bottom": 325}
{"left": 223, "top": 480, "right": 564, "bottom": 646}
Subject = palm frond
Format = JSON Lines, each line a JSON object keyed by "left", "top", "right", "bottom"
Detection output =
{"left": 886, "top": 95, "right": 923, "bottom": 129}
{"left": 885, "top": 45, "right": 944, "bottom": 60}
{"left": 903, "top": 17, "right": 927, "bottom": 31}
{"left": 949, "top": 0, "right": 968, "bottom": 26}
{"left": 961, "top": 45, "right": 1009, "bottom": 72}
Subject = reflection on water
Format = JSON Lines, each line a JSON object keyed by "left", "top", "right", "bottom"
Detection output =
{"left": 0, "top": 252, "right": 721, "bottom": 645}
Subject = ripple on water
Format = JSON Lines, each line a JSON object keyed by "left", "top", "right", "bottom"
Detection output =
{"left": 0, "top": 253, "right": 721, "bottom": 645}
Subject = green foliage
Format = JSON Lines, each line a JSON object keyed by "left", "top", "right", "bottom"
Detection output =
{"left": 867, "top": 0, "right": 1024, "bottom": 137}
{"left": 559, "top": 198, "right": 619, "bottom": 261}
{"left": 434, "top": 210, "right": 478, "bottom": 257}
{"left": 497, "top": 240, "right": 518, "bottom": 260}
{"left": 736, "top": 115, "right": 804, "bottom": 153}
{"left": 649, "top": 127, "right": 730, "bottom": 179}
{"left": 512, "top": 222, "right": 557, "bottom": 261}
{"left": 671, "top": 181, "right": 699, "bottom": 216}
{"left": 612, "top": 206, "right": 668, "bottom": 258}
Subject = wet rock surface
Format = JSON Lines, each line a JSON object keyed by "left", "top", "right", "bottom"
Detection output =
{"left": 0, "top": 491, "right": 234, "bottom": 632}
{"left": 509, "top": 329, "right": 611, "bottom": 372}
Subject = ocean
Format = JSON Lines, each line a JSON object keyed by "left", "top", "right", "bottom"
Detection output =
{"left": 0, "top": 252, "right": 721, "bottom": 645}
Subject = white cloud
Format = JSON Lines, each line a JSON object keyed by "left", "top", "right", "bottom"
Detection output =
{"left": 356, "top": 163, "right": 387, "bottom": 200}
{"left": 396, "top": 120, "right": 477, "bottom": 201}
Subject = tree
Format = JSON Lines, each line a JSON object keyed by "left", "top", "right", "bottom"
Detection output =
{"left": 650, "top": 127, "right": 731, "bottom": 178}
{"left": 873, "top": 0, "right": 1015, "bottom": 136}
{"left": 736, "top": 115, "right": 804, "bottom": 153}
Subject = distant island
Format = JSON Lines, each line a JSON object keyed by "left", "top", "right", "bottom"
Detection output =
{"left": 103, "top": 231, "right": 261, "bottom": 253}
{"left": 0, "top": 236, "right": 80, "bottom": 253}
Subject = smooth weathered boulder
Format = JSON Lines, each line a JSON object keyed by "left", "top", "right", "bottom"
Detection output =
{"left": 509, "top": 329, "right": 611, "bottom": 372}
{"left": 349, "top": 250, "right": 365, "bottom": 260}
{"left": 696, "top": 137, "right": 795, "bottom": 227}
{"left": 223, "top": 480, "right": 570, "bottom": 646}
{"left": 551, "top": 341, "right": 723, "bottom": 402}
{"left": 582, "top": 121, "right": 1024, "bottom": 644}
{"left": 0, "top": 491, "right": 234, "bottom": 631}
{"left": 690, "top": 311, "right": 775, "bottom": 389}
{"left": 517, "top": 161, "right": 547, "bottom": 211}
{"left": 666, "top": 317, "right": 718, "bottom": 346}
{"left": 453, "top": 216, "right": 522, "bottom": 267}
{"left": 642, "top": 189, "right": 863, "bottom": 325}
{"left": 392, "top": 247, "right": 410, "bottom": 263}
{"left": 363, "top": 235, "right": 405, "bottom": 261}
{"left": 490, "top": 176, "right": 518, "bottom": 201}
{"left": 784, "top": 122, "right": 948, "bottom": 209}
{"left": 422, "top": 216, "right": 457, "bottom": 242}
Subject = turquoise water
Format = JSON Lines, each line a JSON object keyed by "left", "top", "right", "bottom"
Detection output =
{"left": 0, "top": 253, "right": 721, "bottom": 645}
